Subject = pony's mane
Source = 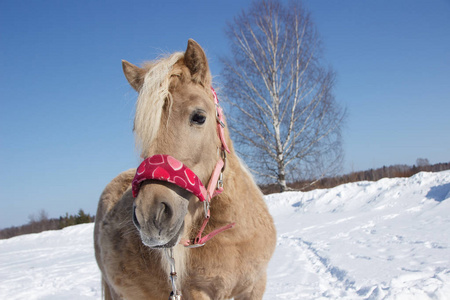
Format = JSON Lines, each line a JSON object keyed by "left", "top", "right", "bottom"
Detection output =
{"left": 134, "top": 52, "right": 185, "bottom": 156}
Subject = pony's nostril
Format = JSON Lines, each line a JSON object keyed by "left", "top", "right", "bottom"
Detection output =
{"left": 154, "top": 202, "right": 173, "bottom": 230}
{"left": 162, "top": 202, "right": 173, "bottom": 219}
{"left": 132, "top": 205, "right": 141, "bottom": 230}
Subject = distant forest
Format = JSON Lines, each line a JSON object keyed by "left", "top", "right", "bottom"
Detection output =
{"left": 260, "top": 160, "right": 450, "bottom": 194}
{"left": 1, "top": 160, "right": 449, "bottom": 239}
{"left": 0, "top": 209, "right": 94, "bottom": 240}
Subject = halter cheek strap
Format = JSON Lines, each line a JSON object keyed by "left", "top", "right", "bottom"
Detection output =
{"left": 211, "top": 87, "right": 230, "bottom": 154}
{"left": 132, "top": 87, "right": 234, "bottom": 247}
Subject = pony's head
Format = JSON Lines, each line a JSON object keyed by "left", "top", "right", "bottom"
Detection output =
{"left": 123, "top": 40, "right": 224, "bottom": 248}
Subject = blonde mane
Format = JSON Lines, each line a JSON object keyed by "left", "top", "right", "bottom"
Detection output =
{"left": 134, "top": 52, "right": 185, "bottom": 156}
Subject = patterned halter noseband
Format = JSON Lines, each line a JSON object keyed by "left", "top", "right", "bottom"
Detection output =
{"left": 132, "top": 154, "right": 206, "bottom": 201}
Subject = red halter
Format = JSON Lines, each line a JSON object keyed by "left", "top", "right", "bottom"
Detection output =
{"left": 132, "top": 87, "right": 234, "bottom": 247}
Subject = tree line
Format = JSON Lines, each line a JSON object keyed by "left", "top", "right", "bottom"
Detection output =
{"left": 0, "top": 209, "right": 94, "bottom": 240}
{"left": 260, "top": 161, "right": 450, "bottom": 194}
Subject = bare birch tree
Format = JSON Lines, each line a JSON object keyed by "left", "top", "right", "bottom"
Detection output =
{"left": 221, "top": 0, "right": 346, "bottom": 192}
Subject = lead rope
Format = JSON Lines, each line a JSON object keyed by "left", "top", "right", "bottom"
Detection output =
{"left": 165, "top": 248, "right": 182, "bottom": 300}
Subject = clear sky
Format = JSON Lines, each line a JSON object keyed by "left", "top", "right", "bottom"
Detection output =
{"left": 1, "top": 0, "right": 449, "bottom": 229}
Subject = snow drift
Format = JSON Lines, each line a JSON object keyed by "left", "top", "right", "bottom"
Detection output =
{"left": 1, "top": 171, "right": 449, "bottom": 299}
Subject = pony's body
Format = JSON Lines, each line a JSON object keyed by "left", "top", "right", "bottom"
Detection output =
{"left": 94, "top": 40, "right": 276, "bottom": 300}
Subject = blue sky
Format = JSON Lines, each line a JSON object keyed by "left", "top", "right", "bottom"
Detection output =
{"left": 1, "top": 0, "right": 449, "bottom": 228}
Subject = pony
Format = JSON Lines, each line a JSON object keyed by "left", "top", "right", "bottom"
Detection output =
{"left": 94, "top": 39, "right": 276, "bottom": 300}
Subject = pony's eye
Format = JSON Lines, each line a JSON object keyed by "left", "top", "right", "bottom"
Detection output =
{"left": 191, "top": 113, "right": 206, "bottom": 125}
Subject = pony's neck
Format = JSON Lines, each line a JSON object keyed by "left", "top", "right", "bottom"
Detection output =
{"left": 206, "top": 151, "right": 263, "bottom": 229}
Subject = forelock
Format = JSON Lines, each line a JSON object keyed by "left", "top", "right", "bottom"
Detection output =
{"left": 134, "top": 52, "right": 185, "bottom": 156}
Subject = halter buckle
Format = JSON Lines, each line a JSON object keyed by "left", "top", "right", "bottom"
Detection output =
{"left": 216, "top": 104, "right": 226, "bottom": 128}
{"left": 203, "top": 197, "right": 210, "bottom": 219}
{"left": 217, "top": 172, "right": 224, "bottom": 189}
{"left": 216, "top": 114, "right": 226, "bottom": 128}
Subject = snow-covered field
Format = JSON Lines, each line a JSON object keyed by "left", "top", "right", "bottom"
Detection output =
{"left": 1, "top": 171, "right": 450, "bottom": 299}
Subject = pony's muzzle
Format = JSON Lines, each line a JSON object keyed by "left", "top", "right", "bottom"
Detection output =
{"left": 133, "top": 199, "right": 174, "bottom": 233}
{"left": 132, "top": 181, "right": 188, "bottom": 248}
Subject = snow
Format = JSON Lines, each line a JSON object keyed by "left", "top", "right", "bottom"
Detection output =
{"left": 0, "top": 224, "right": 99, "bottom": 299}
{"left": 265, "top": 171, "right": 450, "bottom": 299}
{"left": 1, "top": 171, "right": 450, "bottom": 299}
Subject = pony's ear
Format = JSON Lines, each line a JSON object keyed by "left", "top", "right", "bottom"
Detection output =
{"left": 122, "top": 60, "right": 146, "bottom": 92}
{"left": 184, "top": 39, "right": 211, "bottom": 86}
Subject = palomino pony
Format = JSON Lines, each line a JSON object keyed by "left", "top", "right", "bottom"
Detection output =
{"left": 94, "top": 39, "right": 276, "bottom": 300}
